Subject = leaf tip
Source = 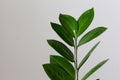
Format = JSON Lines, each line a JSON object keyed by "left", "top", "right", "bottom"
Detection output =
{"left": 42, "top": 64, "right": 46, "bottom": 68}
{"left": 50, "top": 22, "right": 53, "bottom": 25}
{"left": 97, "top": 41, "right": 101, "bottom": 45}
{"left": 102, "top": 58, "right": 109, "bottom": 64}
{"left": 47, "top": 39, "right": 53, "bottom": 44}
{"left": 91, "top": 7, "right": 94, "bottom": 10}
{"left": 104, "top": 27, "right": 108, "bottom": 30}
{"left": 89, "top": 7, "right": 94, "bottom": 13}
{"left": 106, "top": 58, "right": 109, "bottom": 61}
{"left": 59, "top": 13, "right": 63, "bottom": 18}
{"left": 101, "top": 26, "right": 107, "bottom": 30}
{"left": 47, "top": 39, "right": 50, "bottom": 42}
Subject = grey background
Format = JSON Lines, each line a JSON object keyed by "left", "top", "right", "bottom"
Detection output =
{"left": 0, "top": 0, "right": 120, "bottom": 80}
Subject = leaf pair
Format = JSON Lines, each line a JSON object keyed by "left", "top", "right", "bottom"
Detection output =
{"left": 59, "top": 8, "right": 94, "bottom": 38}
{"left": 81, "top": 59, "right": 109, "bottom": 80}
{"left": 78, "top": 42, "right": 101, "bottom": 70}
{"left": 51, "top": 8, "right": 94, "bottom": 46}
{"left": 78, "top": 42, "right": 109, "bottom": 80}
{"left": 77, "top": 8, "right": 107, "bottom": 46}
{"left": 43, "top": 55, "right": 75, "bottom": 80}
{"left": 51, "top": 8, "right": 107, "bottom": 47}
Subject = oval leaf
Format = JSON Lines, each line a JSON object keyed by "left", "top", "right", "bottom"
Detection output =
{"left": 77, "top": 8, "right": 94, "bottom": 37}
{"left": 59, "top": 14, "right": 77, "bottom": 37}
{"left": 81, "top": 59, "right": 109, "bottom": 80}
{"left": 78, "top": 27, "right": 107, "bottom": 46}
{"left": 50, "top": 55, "right": 75, "bottom": 79}
{"left": 51, "top": 22, "right": 74, "bottom": 46}
{"left": 47, "top": 40, "right": 74, "bottom": 62}
{"left": 43, "top": 64, "right": 73, "bottom": 80}
{"left": 78, "top": 42, "right": 100, "bottom": 70}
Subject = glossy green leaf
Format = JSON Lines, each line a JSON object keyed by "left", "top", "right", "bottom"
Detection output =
{"left": 50, "top": 55, "right": 75, "bottom": 79}
{"left": 47, "top": 40, "right": 74, "bottom": 62}
{"left": 59, "top": 14, "right": 77, "bottom": 37}
{"left": 43, "top": 64, "right": 73, "bottom": 80}
{"left": 78, "top": 42, "right": 100, "bottom": 70}
{"left": 78, "top": 27, "right": 107, "bottom": 46}
{"left": 77, "top": 8, "right": 94, "bottom": 37}
{"left": 81, "top": 59, "right": 109, "bottom": 80}
{"left": 51, "top": 22, "right": 74, "bottom": 46}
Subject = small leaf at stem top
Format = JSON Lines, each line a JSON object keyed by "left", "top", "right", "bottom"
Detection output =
{"left": 77, "top": 8, "right": 94, "bottom": 37}
{"left": 59, "top": 14, "right": 78, "bottom": 37}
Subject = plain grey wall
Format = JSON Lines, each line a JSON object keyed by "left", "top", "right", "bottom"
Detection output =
{"left": 0, "top": 0, "right": 120, "bottom": 80}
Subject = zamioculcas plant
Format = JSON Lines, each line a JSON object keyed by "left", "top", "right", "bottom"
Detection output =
{"left": 42, "top": 8, "right": 108, "bottom": 80}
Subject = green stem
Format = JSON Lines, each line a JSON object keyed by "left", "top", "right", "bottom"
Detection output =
{"left": 74, "top": 37, "right": 78, "bottom": 80}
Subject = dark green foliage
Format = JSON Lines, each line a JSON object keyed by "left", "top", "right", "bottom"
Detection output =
{"left": 59, "top": 14, "right": 78, "bottom": 37}
{"left": 50, "top": 55, "right": 75, "bottom": 79}
{"left": 43, "top": 8, "right": 108, "bottom": 80}
{"left": 77, "top": 8, "right": 94, "bottom": 37}
{"left": 51, "top": 23, "right": 74, "bottom": 46}
{"left": 78, "top": 27, "right": 107, "bottom": 46}
{"left": 43, "top": 64, "right": 73, "bottom": 80}
{"left": 47, "top": 40, "right": 74, "bottom": 62}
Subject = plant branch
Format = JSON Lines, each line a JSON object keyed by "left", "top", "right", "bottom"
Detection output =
{"left": 74, "top": 37, "right": 78, "bottom": 80}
